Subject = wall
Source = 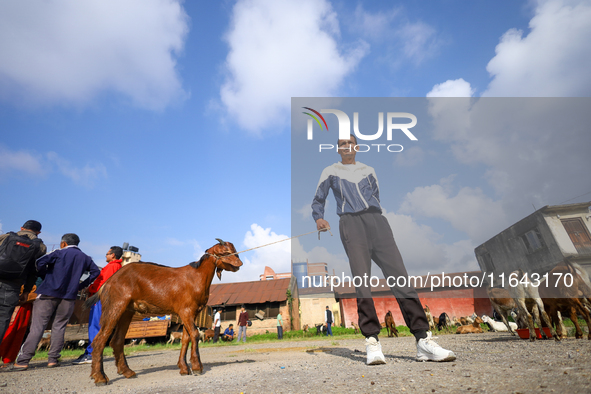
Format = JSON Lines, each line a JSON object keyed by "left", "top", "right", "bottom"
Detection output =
{"left": 475, "top": 210, "right": 565, "bottom": 277}
{"left": 299, "top": 295, "right": 338, "bottom": 327}
{"left": 340, "top": 288, "right": 493, "bottom": 329}
{"left": 218, "top": 303, "right": 293, "bottom": 336}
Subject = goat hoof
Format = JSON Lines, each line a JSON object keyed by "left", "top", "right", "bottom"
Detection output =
{"left": 95, "top": 381, "right": 108, "bottom": 387}
{"left": 193, "top": 370, "right": 203, "bottom": 375}
{"left": 179, "top": 370, "right": 190, "bottom": 376}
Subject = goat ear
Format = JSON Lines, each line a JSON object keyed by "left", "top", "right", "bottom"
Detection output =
{"left": 216, "top": 267, "right": 222, "bottom": 280}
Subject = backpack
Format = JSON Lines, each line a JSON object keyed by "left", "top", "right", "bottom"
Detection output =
{"left": 0, "top": 232, "right": 43, "bottom": 280}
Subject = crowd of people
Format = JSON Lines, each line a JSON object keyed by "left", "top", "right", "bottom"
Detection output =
{"left": 0, "top": 220, "right": 123, "bottom": 370}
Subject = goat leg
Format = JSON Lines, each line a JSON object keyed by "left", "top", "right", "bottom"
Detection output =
{"left": 177, "top": 326, "right": 191, "bottom": 375}
{"left": 90, "top": 330, "right": 111, "bottom": 386}
{"left": 112, "top": 312, "right": 136, "bottom": 378}
{"left": 187, "top": 323, "right": 203, "bottom": 374}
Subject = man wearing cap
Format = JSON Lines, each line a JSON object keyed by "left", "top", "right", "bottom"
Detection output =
{"left": 0, "top": 220, "right": 46, "bottom": 345}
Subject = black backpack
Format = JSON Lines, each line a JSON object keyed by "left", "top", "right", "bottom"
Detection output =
{"left": 0, "top": 232, "right": 43, "bottom": 280}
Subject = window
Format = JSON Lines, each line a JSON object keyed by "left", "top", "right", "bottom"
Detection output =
{"left": 244, "top": 302, "right": 282, "bottom": 320}
{"left": 221, "top": 308, "right": 236, "bottom": 321}
{"left": 521, "top": 228, "right": 546, "bottom": 253}
{"left": 561, "top": 218, "right": 591, "bottom": 254}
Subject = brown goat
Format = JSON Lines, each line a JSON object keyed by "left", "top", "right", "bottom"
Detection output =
{"left": 486, "top": 286, "right": 518, "bottom": 335}
{"left": 539, "top": 261, "right": 591, "bottom": 340}
{"left": 167, "top": 331, "right": 183, "bottom": 345}
{"left": 385, "top": 311, "right": 398, "bottom": 337}
{"left": 202, "top": 329, "right": 215, "bottom": 342}
{"left": 423, "top": 305, "right": 437, "bottom": 331}
{"left": 351, "top": 321, "right": 359, "bottom": 334}
{"left": 456, "top": 316, "right": 484, "bottom": 334}
{"left": 86, "top": 239, "right": 242, "bottom": 386}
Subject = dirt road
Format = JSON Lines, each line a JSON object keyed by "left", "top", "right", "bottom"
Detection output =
{"left": 2, "top": 332, "right": 590, "bottom": 393}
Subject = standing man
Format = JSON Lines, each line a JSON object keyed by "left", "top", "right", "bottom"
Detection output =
{"left": 13, "top": 233, "right": 100, "bottom": 370}
{"left": 213, "top": 308, "right": 222, "bottom": 343}
{"left": 276, "top": 311, "right": 283, "bottom": 340}
{"left": 312, "top": 135, "right": 455, "bottom": 364}
{"left": 0, "top": 220, "right": 46, "bottom": 346}
{"left": 324, "top": 306, "right": 333, "bottom": 336}
{"left": 237, "top": 306, "right": 248, "bottom": 343}
{"left": 73, "top": 246, "right": 123, "bottom": 365}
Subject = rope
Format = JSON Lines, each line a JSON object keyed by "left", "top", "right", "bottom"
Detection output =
{"left": 230, "top": 228, "right": 333, "bottom": 256}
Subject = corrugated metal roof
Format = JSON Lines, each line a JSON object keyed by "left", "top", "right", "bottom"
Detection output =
{"left": 207, "top": 278, "right": 291, "bottom": 306}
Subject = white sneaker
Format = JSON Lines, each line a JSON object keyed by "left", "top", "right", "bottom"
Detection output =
{"left": 416, "top": 332, "right": 456, "bottom": 362}
{"left": 365, "top": 337, "right": 386, "bottom": 365}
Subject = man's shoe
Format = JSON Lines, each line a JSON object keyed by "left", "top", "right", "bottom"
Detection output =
{"left": 416, "top": 332, "right": 456, "bottom": 362}
{"left": 72, "top": 353, "right": 92, "bottom": 365}
{"left": 365, "top": 337, "right": 386, "bottom": 365}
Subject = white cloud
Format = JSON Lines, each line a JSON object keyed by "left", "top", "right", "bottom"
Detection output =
{"left": 224, "top": 223, "right": 292, "bottom": 283}
{"left": 396, "top": 22, "right": 439, "bottom": 65}
{"left": 483, "top": 0, "right": 591, "bottom": 97}
{"left": 0, "top": 0, "right": 189, "bottom": 109}
{"left": 220, "top": 0, "right": 368, "bottom": 133}
{"left": 383, "top": 210, "right": 479, "bottom": 274}
{"left": 0, "top": 145, "right": 46, "bottom": 177}
{"left": 394, "top": 146, "right": 425, "bottom": 167}
{"left": 399, "top": 176, "right": 508, "bottom": 243}
{"left": 47, "top": 152, "right": 107, "bottom": 188}
{"left": 427, "top": 78, "right": 474, "bottom": 98}
{"left": 353, "top": 5, "right": 400, "bottom": 40}
{"left": 427, "top": 98, "right": 591, "bottom": 225}
{"left": 353, "top": 5, "right": 442, "bottom": 66}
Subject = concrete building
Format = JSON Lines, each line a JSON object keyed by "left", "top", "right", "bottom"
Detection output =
{"left": 475, "top": 202, "right": 591, "bottom": 279}
{"left": 259, "top": 266, "right": 291, "bottom": 281}
{"left": 298, "top": 286, "right": 339, "bottom": 329}
{"left": 291, "top": 260, "right": 329, "bottom": 288}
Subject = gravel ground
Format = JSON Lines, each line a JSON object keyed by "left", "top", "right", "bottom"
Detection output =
{"left": 1, "top": 332, "right": 591, "bottom": 393}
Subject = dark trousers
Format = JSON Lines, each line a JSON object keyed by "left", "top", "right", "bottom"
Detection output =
{"left": 339, "top": 212, "right": 429, "bottom": 339}
{"left": 213, "top": 326, "right": 221, "bottom": 343}
{"left": 0, "top": 281, "right": 21, "bottom": 346}
{"left": 16, "top": 296, "right": 76, "bottom": 365}
{"left": 325, "top": 323, "right": 333, "bottom": 336}
{"left": 277, "top": 326, "right": 283, "bottom": 339}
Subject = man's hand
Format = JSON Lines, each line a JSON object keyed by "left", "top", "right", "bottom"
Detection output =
{"left": 18, "top": 292, "right": 29, "bottom": 303}
{"left": 316, "top": 218, "right": 330, "bottom": 232}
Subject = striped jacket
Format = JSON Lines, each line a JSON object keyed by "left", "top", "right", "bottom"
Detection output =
{"left": 312, "top": 161, "right": 382, "bottom": 221}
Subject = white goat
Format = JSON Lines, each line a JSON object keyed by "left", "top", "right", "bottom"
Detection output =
{"left": 481, "top": 315, "right": 517, "bottom": 332}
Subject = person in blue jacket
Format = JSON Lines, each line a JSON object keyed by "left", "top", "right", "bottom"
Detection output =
{"left": 13, "top": 233, "right": 99, "bottom": 370}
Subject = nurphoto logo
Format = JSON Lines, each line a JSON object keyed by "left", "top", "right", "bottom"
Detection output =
{"left": 302, "top": 107, "right": 418, "bottom": 153}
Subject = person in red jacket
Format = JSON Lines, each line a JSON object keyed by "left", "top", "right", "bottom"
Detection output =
{"left": 73, "top": 246, "right": 123, "bottom": 365}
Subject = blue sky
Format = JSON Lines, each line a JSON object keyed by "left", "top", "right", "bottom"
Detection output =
{"left": 1, "top": 0, "right": 590, "bottom": 282}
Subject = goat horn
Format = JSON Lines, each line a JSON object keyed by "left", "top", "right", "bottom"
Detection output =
{"left": 215, "top": 238, "right": 226, "bottom": 245}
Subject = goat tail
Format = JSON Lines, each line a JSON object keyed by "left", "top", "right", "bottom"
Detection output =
{"left": 83, "top": 287, "right": 103, "bottom": 310}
